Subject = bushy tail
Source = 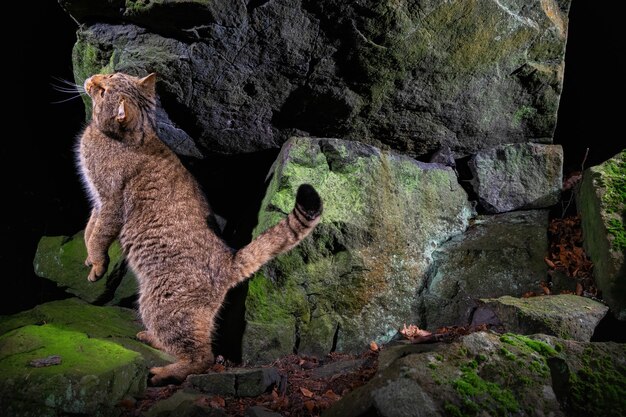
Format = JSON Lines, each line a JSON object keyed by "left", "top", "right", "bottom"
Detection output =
{"left": 231, "top": 184, "right": 322, "bottom": 283}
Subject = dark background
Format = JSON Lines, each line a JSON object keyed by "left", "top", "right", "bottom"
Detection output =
{"left": 3, "top": 1, "right": 623, "bottom": 316}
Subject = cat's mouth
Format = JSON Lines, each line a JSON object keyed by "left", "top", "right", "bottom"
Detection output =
{"left": 84, "top": 76, "right": 106, "bottom": 98}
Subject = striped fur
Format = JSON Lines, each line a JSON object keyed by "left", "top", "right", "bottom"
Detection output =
{"left": 77, "top": 73, "right": 322, "bottom": 385}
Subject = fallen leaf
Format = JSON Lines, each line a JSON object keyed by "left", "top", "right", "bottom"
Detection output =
{"left": 300, "top": 387, "right": 314, "bottom": 398}
{"left": 323, "top": 390, "right": 341, "bottom": 401}
{"left": 576, "top": 282, "right": 583, "bottom": 296}
{"left": 369, "top": 341, "right": 379, "bottom": 352}
{"left": 304, "top": 400, "right": 316, "bottom": 412}
{"left": 522, "top": 291, "right": 537, "bottom": 298}
{"left": 400, "top": 324, "right": 432, "bottom": 340}
{"left": 209, "top": 396, "right": 225, "bottom": 408}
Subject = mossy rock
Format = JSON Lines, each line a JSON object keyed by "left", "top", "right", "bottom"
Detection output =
{"left": 0, "top": 299, "right": 174, "bottom": 416}
{"left": 33, "top": 231, "right": 138, "bottom": 306}
{"left": 577, "top": 150, "right": 626, "bottom": 320}
{"left": 242, "top": 137, "right": 474, "bottom": 363}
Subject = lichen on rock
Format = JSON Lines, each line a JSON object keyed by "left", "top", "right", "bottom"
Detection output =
{"left": 242, "top": 137, "right": 474, "bottom": 363}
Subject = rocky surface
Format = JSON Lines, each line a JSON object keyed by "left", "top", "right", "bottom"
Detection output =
{"left": 187, "top": 367, "right": 282, "bottom": 397}
{"left": 242, "top": 137, "right": 474, "bottom": 363}
{"left": 476, "top": 295, "right": 609, "bottom": 342}
{"left": 420, "top": 210, "right": 549, "bottom": 329}
{"left": 62, "top": 0, "right": 571, "bottom": 157}
{"left": 0, "top": 299, "right": 172, "bottom": 417}
{"left": 324, "top": 331, "right": 626, "bottom": 417}
{"left": 469, "top": 143, "right": 563, "bottom": 213}
{"left": 34, "top": 231, "right": 138, "bottom": 306}
{"left": 577, "top": 150, "right": 626, "bottom": 320}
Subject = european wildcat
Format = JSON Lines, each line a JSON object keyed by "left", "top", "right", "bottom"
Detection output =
{"left": 77, "top": 72, "right": 322, "bottom": 385}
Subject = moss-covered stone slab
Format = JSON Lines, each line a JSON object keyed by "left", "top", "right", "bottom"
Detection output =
{"left": 0, "top": 324, "right": 146, "bottom": 417}
{"left": 0, "top": 299, "right": 175, "bottom": 416}
{"left": 325, "top": 331, "right": 568, "bottom": 417}
{"left": 242, "top": 137, "right": 474, "bottom": 363}
{"left": 63, "top": 0, "right": 571, "bottom": 157}
{"left": 34, "top": 231, "right": 138, "bottom": 306}
{"left": 469, "top": 143, "right": 563, "bottom": 213}
{"left": 0, "top": 298, "right": 172, "bottom": 371}
{"left": 477, "top": 295, "right": 609, "bottom": 342}
{"left": 577, "top": 150, "right": 626, "bottom": 320}
{"left": 421, "top": 210, "right": 550, "bottom": 330}
{"left": 325, "top": 331, "right": 626, "bottom": 417}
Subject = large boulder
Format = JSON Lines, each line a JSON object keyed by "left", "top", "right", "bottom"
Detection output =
{"left": 476, "top": 294, "right": 609, "bottom": 342}
{"left": 577, "top": 150, "right": 626, "bottom": 320}
{"left": 420, "top": 210, "right": 550, "bottom": 330}
{"left": 62, "top": 0, "right": 571, "bottom": 157}
{"left": 0, "top": 299, "right": 171, "bottom": 417}
{"left": 242, "top": 137, "right": 474, "bottom": 363}
{"left": 324, "top": 332, "right": 626, "bottom": 417}
{"left": 469, "top": 143, "right": 563, "bottom": 213}
{"left": 34, "top": 231, "right": 138, "bottom": 306}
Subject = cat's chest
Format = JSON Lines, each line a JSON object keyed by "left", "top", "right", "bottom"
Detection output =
{"left": 78, "top": 134, "right": 129, "bottom": 201}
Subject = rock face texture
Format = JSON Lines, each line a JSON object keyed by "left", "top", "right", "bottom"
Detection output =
{"left": 469, "top": 143, "right": 563, "bottom": 213}
{"left": 324, "top": 332, "right": 626, "bottom": 417}
{"left": 577, "top": 150, "right": 626, "bottom": 320}
{"left": 477, "top": 294, "right": 609, "bottom": 342}
{"left": 242, "top": 137, "right": 474, "bottom": 363}
{"left": 62, "top": 0, "right": 571, "bottom": 157}
{"left": 34, "top": 232, "right": 137, "bottom": 306}
{"left": 421, "top": 210, "right": 550, "bottom": 330}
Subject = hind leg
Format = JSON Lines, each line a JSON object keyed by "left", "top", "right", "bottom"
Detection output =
{"left": 136, "top": 330, "right": 165, "bottom": 350}
{"left": 148, "top": 309, "right": 216, "bottom": 386}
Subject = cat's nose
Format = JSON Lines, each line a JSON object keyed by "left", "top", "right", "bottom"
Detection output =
{"left": 84, "top": 77, "right": 93, "bottom": 94}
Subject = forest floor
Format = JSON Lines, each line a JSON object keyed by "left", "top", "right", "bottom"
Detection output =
{"left": 119, "top": 213, "right": 599, "bottom": 417}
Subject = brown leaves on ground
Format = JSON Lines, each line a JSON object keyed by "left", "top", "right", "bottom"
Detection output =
{"left": 524, "top": 215, "right": 598, "bottom": 299}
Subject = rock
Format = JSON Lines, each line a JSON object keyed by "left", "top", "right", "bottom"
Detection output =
{"left": 0, "top": 299, "right": 172, "bottom": 417}
{"left": 33, "top": 231, "right": 138, "bottom": 306}
{"left": 420, "top": 210, "right": 549, "bottom": 330}
{"left": 63, "top": 0, "right": 571, "bottom": 157}
{"left": 577, "top": 150, "right": 626, "bottom": 320}
{"left": 324, "top": 332, "right": 566, "bottom": 417}
{"left": 242, "top": 137, "right": 474, "bottom": 363}
{"left": 187, "top": 367, "right": 281, "bottom": 397}
{"left": 144, "top": 389, "right": 227, "bottom": 417}
{"left": 469, "top": 143, "right": 563, "bottom": 213}
{"left": 245, "top": 406, "right": 284, "bottom": 417}
{"left": 310, "top": 358, "right": 366, "bottom": 379}
{"left": 325, "top": 331, "right": 626, "bottom": 417}
{"left": 476, "top": 294, "right": 609, "bottom": 342}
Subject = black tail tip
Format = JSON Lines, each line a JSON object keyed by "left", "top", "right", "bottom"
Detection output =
{"left": 296, "top": 184, "right": 323, "bottom": 220}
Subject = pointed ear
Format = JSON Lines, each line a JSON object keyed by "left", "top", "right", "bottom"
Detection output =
{"left": 116, "top": 100, "right": 127, "bottom": 123}
{"left": 139, "top": 73, "right": 157, "bottom": 93}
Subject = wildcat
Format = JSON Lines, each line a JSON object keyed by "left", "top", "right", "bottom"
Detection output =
{"left": 77, "top": 72, "right": 322, "bottom": 385}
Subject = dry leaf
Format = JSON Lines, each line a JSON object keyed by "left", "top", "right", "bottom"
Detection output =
{"left": 576, "top": 282, "right": 583, "bottom": 296}
{"left": 300, "top": 387, "right": 314, "bottom": 398}
{"left": 304, "top": 400, "right": 316, "bottom": 412}
{"left": 323, "top": 390, "right": 341, "bottom": 401}
{"left": 369, "top": 341, "right": 379, "bottom": 352}
{"left": 400, "top": 324, "right": 432, "bottom": 340}
{"left": 522, "top": 291, "right": 537, "bottom": 298}
{"left": 209, "top": 396, "right": 225, "bottom": 408}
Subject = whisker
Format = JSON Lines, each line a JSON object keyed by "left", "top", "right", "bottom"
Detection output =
{"left": 50, "top": 76, "right": 85, "bottom": 93}
{"left": 51, "top": 94, "right": 85, "bottom": 104}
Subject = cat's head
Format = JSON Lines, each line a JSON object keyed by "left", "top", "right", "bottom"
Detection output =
{"left": 84, "top": 72, "right": 157, "bottom": 140}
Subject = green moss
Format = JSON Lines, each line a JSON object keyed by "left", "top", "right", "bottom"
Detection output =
{"left": 500, "top": 333, "right": 557, "bottom": 357}
{"left": 567, "top": 345, "right": 626, "bottom": 416}
{"left": 444, "top": 402, "right": 463, "bottom": 417}
{"left": 512, "top": 105, "right": 538, "bottom": 128}
{"left": 598, "top": 150, "right": 626, "bottom": 251}
{"left": 0, "top": 324, "right": 140, "bottom": 378}
{"left": 452, "top": 366, "right": 519, "bottom": 417}
{"left": 499, "top": 347, "right": 516, "bottom": 361}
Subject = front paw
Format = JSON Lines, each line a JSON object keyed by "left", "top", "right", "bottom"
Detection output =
{"left": 87, "top": 256, "right": 109, "bottom": 282}
{"left": 84, "top": 257, "right": 93, "bottom": 267}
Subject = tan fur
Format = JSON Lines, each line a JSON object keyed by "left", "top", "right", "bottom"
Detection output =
{"left": 77, "top": 72, "right": 322, "bottom": 385}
